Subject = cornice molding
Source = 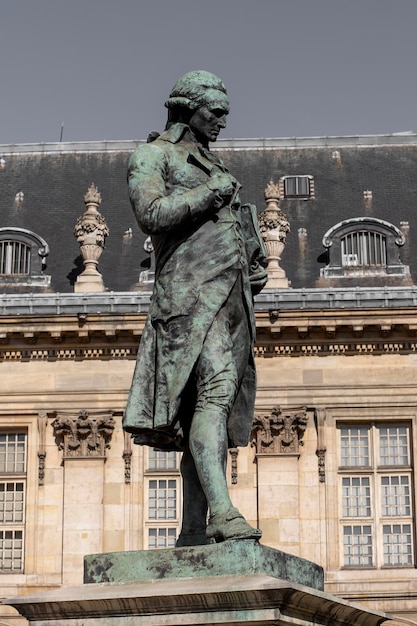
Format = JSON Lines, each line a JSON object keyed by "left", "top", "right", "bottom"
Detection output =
{"left": 1, "top": 308, "right": 417, "bottom": 360}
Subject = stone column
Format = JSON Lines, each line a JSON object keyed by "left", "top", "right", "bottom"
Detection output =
{"left": 51, "top": 410, "right": 115, "bottom": 585}
{"left": 74, "top": 183, "right": 109, "bottom": 292}
{"left": 259, "top": 181, "right": 290, "bottom": 288}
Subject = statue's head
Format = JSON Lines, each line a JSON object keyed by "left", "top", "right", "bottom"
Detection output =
{"left": 165, "top": 71, "right": 230, "bottom": 145}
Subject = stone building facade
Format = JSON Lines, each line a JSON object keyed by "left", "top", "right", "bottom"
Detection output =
{"left": 1, "top": 134, "right": 417, "bottom": 624}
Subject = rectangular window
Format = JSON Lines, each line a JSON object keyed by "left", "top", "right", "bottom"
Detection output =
{"left": 148, "top": 527, "right": 177, "bottom": 549}
{"left": 0, "top": 432, "right": 27, "bottom": 572}
{"left": 148, "top": 479, "right": 178, "bottom": 520}
{"left": 148, "top": 449, "right": 178, "bottom": 471}
{"left": 342, "top": 476, "right": 371, "bottom": 517}
{"left": 339, "top": 423, "right": 413, "bottom": 569}
{"left": 383, "top": 524, "right": 413, "bottom": 566}
{"left": 282, "top": 175, "right": 313, "bottom": 199}
{"left": 144, "top": 449, "right": 181, "bottom": 549}
{"left": 343, "top": 525, "right": 373, "bottom": 567}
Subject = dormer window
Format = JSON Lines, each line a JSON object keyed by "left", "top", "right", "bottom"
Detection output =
{"left": 0, "top": 228, "right": 51, "bottom": 290}
{"left": 281, "top": 175, "right": 314, "bottom": 199}
{"left": 318, "top": 217, "right": 412, "bottom": 287}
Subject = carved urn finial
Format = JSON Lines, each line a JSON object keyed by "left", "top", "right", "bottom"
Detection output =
{"left": 258, "top": 180, "right": 290, "bottom": 288}
{"left": 74, "top": 183, "right": 109, "bottom": 292}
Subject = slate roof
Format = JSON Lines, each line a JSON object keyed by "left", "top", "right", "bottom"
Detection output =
{"left": 1, "top": 134, "right": 417, "bottom": 292}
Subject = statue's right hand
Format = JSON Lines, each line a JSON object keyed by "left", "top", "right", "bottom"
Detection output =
{"left": 206, "top": 172, "right": 237, "bottom": 198}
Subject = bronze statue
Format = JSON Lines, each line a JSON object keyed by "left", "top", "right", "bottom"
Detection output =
{"left": 123, "top": 70, "right": 267, "bottom": 546}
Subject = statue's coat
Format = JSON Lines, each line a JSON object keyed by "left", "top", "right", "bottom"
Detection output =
{"left": 123, "top": 123, "right": 267, "bottom": 450}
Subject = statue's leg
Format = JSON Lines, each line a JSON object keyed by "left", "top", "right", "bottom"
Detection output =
{"left": 175, "top": 447, "right": 208, "bottom": 547}
{"left": 188, "top": 309, "right": 262, "bottom": 542}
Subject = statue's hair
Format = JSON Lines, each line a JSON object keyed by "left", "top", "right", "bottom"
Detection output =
{"left": 165, "top": 70, "right": 227, "bottom": 111}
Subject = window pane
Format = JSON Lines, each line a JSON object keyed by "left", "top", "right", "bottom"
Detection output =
{"left": 383, "top": 524, "right": 413, "bottom": 566}
{"left": 343, "top": 525, "right": 373, "bottom": 566}
{"left": 148, "top": 527, "right": 177, "bottom": 549}
{"left": 0, "top": 433, "right": 27, "bottom": 473}
{"left": 381, "top": 475, "right": 411, "bottom": 517}
{"left": 148, "top": 449, "right": 178, "bottom": 471}
{"left": 0, "top": 482, "right": 25, "bottom": 523}
{"left": 379, "top": 425, "right": 409, "bottom": 466}
{"left": 148, "top": 479, "right": 177, "bottom": 520}
{"left": 342, "top": 476, "right": 371, "bottom": 517}
{"left": 0, "top": 530, "right": 23, "bottom": 571}
{"left": 340, "top": 426, "right": 370, "bottom": 466}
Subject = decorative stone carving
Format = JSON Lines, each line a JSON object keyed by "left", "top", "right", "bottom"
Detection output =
{"left": 51, "top": 410, "right": 115, "bottom": 458}
{"left": 258, "top": 181, "right": 290, "bottom": 289}
{"left": 74, "top": 183, "right": 109, "bottom": 292}
{"left": 315, "top": 408, "right": 327, "bottom": 483}
{"left": 37, "top": 413, "right": 48, "bottom": 485}
{"left": 252, "top": 406, "right": 309, "bottom": 454}
{"left": 123, "top": 431, "right": 132, "bottom": 484}
{"left": 229, "top": 447, "right": 239, "bottom": 484}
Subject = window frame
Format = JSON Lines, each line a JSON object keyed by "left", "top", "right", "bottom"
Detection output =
{"left": 0, "top": 431, "right": 27, "bottom": 573}
{"left": 144, "top": 449, "right": 181, "bottom": 549}
{"left": 338, "top": 421, "right": 414, "bottom": 570}
{"left": 281, "top": 175, "right": 314, "bottom": 199}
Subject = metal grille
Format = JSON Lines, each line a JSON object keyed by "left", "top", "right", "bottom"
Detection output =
{"left": 0, "top": 240, "right": 30, "bottom": 275}
{"left": 341, "top": 231, "right": 387, "bottom": 267}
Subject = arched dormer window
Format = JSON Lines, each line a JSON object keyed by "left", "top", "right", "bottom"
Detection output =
{"left": 0, "top": 228, "right": 51, "bottom": 290}
{"left": 318, "top": 217, "right": 412, "bottom": 286}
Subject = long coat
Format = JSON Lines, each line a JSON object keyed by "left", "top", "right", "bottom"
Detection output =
{"left": 123, "top": 123, "right": 267, "bottom": 451}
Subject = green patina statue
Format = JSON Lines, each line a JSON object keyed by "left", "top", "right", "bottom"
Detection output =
{"left": 123, "top": 70, "right": 267, "bottom": 546}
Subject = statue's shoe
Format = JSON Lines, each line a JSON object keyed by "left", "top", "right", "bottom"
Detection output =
{"left": 206, "top": 507, "right": 262, "bottom": 542}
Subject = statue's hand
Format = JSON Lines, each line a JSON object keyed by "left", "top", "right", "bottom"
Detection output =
{"left": 206, "top": 172, "right": 238, "bottom": 199}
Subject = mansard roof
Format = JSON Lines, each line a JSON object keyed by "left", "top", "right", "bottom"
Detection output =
{"left": 1, "top": 133, "right": 417, "bottom": 292}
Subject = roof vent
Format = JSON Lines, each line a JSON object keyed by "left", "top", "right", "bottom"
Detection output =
{"left": 15, "top": 191, "right": 24, "bottom": 204}
{"left": 0, "top": 158, "right": 5, "bottom": 170}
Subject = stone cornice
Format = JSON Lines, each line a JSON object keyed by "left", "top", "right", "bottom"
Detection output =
{"left": 1, "top": 307, "right": 417, "bottom": 360}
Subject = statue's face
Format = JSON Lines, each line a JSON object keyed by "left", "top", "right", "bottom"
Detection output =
{"left": 189, "top": 105, "right": 228, "bottom": 146}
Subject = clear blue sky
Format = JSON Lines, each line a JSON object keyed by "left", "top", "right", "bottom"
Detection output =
{"left": 1, "top": 0, "right": 416, "bottom": 144}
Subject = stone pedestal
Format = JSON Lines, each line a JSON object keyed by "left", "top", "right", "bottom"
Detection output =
{"left": 6, "top": 542, "right": 393, "bottom": 626}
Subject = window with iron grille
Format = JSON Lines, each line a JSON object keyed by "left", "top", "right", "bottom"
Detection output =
{"left": 0, "top": 240, "right": 30, "bottom": 275}
{"left": 0, "top": 433, "right": 27, "bottom": 572}
{"left": 145, "top": 449, "right": 181, "bottom": 549}
{"left": 339, "top": 423, "right": 414, "bottom": 568}
{"left": 341, "top": 231, "right": 387, "bottom": 268}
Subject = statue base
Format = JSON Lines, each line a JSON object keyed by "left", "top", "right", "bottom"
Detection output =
{"left": 5, "top": 542, "right": 391, "bottom": 626}
{"left": 84, "top": 539, "right": 323, "bottom": 588}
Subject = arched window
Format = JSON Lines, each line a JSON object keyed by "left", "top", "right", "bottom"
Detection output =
{"left": 319, "top": 217, "right": 412, "bottom": 285}
{"left": 0, "top": 228, "right": 50, "bottom": 289}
